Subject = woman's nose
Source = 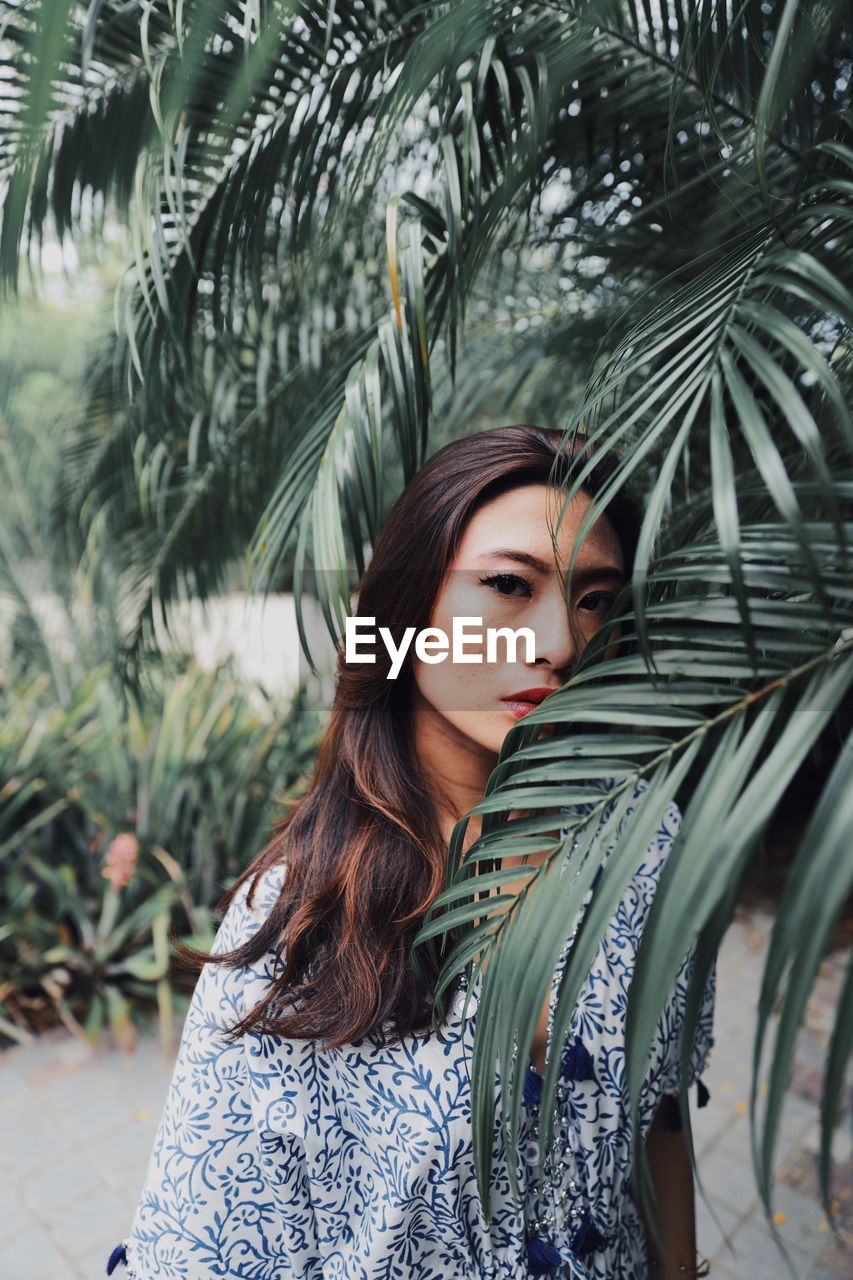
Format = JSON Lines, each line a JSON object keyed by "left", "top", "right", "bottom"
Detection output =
{"left": 526, "top": 587, "right": 576, "bottom": 674}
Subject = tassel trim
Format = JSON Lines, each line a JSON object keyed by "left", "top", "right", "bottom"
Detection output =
{"left": 523, "top": 1063, "right": 543, "bottom": 1107}
{"left": 560, "top": 1035, "right": 596, "bottom": 1083}
{"left": 570, "top": 1210, "right": 608, "bottom": 1257}
{"left": 106, "top": 1241, "right": 138, "bottom": 1277}
{"left": 522, "top": 1034, "right": 597, "bottom": 1109}
{"left": 526, "top": 1232, "right": 562, "bottom": 1275}
{"left": 106, "top": 1244, "right": 126, "bottom": 1275}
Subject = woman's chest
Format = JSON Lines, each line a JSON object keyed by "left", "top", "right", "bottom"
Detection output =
{"left": 496, "top": 864, "right": 576, "bottom": 1076}
{"left": 248, "top": 875, "right": 669, "bottom": 1209}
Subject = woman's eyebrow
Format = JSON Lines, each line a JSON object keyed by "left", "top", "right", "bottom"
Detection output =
{"left": 479, "top": 549, "right": 625, "bottom": 583}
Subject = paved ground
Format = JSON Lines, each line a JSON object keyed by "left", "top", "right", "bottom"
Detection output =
{"left": 0, "top": 907, "right": 850, "bottom": 1280}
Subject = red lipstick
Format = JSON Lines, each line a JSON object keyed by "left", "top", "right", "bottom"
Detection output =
{"left": 500, "top": 686, "right": 560, "bottom": 719}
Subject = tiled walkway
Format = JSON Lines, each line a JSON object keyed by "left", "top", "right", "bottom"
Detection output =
{"left": 0, "top": 908, "right": 849, "bottom": 1280}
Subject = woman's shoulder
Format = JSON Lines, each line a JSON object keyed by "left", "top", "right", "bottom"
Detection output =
{"left": 189, "top": 861, "right": 290, "bottom": 1030}
{"left": 212, "top": 859, "right": 288, "bottom": 956}
{"left": 561, "top": 774, "right": 681, "bottom": 834}
{"left": 560, "top": 776, "right": 682, "bottom": 882}
{"left": 623, "top": 776, "right": 682, "bottom": 848}
{"left": 611, "top": 776, "right": 682, "bottom": 879}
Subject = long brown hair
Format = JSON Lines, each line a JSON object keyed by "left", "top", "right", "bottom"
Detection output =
{"left": 174, "top": 425, "right": 641, "bottom": 1048}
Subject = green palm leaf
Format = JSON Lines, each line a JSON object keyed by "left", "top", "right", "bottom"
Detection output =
{"left": 2, "top": 1, "right": 852, "bottom": 1253}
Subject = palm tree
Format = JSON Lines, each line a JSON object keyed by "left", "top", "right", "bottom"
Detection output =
{"left": 1, "top": 0, "right": 851, "bottom": 1248}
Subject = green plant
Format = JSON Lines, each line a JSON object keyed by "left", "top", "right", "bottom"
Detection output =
{"left": 0, "top": 659, "right": 321, "bottom": 1051}
{"left": 1, "top": 0, "right": 851, "bottom": 1254}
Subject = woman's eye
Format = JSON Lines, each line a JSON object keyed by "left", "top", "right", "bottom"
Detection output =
{"left": 578, "top": 591, "right": 616, "bottom": 614}
{"left": 479, "top": 572, "right": 533, "bottom": 598}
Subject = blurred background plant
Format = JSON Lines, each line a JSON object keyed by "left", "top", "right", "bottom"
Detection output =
{"left": 0, "top": 0, "right": 851, "bottom": 1248}
{"left": 0, "top": 649, "right": 321, "bottom": 1054}
{"left": 0, "top": 285, "right": 322, "bottom": 1052}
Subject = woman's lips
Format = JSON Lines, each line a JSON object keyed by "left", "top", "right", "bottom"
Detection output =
{"left": 501, "top": 698, "right": 538, "bottom": 719}
{"left": 500, "top": 687, "right": 558, "bottom": 718}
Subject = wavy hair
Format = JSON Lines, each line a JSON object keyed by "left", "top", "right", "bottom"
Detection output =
{"left": 173, "top": 426, "right": 641, "bottom": 1048}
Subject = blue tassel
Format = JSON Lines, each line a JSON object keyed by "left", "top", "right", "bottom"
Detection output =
{"left": 560, "top": 1035, "right": 597, "bottom": 1082}
{"left": 526, "top": 1233, "right": 562, "bottom": 1274}
{"left": 696, "top": 1077, "right": 710, "bottom": 1108}
{"left": 523, "top": 1063, "right": 543, "bottom": 1107}
{"left": 106, "top": 1244, "right": 127, "bottom": 1275}
{"left": 570, "top": 1211, "right": 608, "bottom": 1257}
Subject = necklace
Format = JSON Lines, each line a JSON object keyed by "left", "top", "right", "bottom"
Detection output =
{"left": 475, "top": 921, "right": 607, "bottom": 1278}
{"left": 521, "top": 837, "right": 609, "bottom": 1275}
{"left": 521, "top": 1040, "right": 608, "bottom": 1276}
{"left": 458, "top": 787, "right": 617, "bottom": 1275}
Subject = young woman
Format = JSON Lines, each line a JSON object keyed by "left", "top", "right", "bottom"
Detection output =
{"left": 106, "top": 424, "right": 715, "bottom": 1280}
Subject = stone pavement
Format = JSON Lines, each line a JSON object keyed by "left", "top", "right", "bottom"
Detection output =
{"left": 0, "top": 907, "right": 849, "bottom": 1280}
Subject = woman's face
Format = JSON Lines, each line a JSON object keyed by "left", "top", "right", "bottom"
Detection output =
{"left": 411, "top": 482, "right": 626, "bottom": 758}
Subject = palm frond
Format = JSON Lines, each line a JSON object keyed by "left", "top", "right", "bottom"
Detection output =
{"left": 2, "top": 3, "right": 852, "bottom": 1249}
{"left": 416, "top": 490, "right": 853, "bottom": 1219}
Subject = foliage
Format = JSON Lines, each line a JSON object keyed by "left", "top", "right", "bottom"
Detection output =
{"left": 0, "top": 284, "right": 323, "bottom": 1050}
{"left": 0, "top": 653, "right": 322, "bottom": 1051}
{"left": 1, "top": 0, "right": 852, "bottom": 1254}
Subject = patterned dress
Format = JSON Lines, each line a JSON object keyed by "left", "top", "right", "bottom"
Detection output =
{"left": 106, "top": 777, "right": 716, "bottom": 1279}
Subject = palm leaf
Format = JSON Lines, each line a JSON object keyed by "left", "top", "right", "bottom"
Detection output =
{"left": 2, "top": 1, "right": 852, "bottom": 1248}
{"left": 417, "top": 506, "right": 853, "bottom": 1216}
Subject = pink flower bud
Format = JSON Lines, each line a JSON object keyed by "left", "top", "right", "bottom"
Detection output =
{"left": 102, "top": 832, "right": 140, "bottom": 890}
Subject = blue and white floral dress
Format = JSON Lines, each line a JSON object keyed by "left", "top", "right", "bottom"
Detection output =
{"left": 106, "top": 777, "right": 715, "bottom": 1279}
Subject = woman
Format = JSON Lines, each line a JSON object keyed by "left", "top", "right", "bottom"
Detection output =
{"left": 106, "top": 425, "right": 715, "bottom": 1279}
